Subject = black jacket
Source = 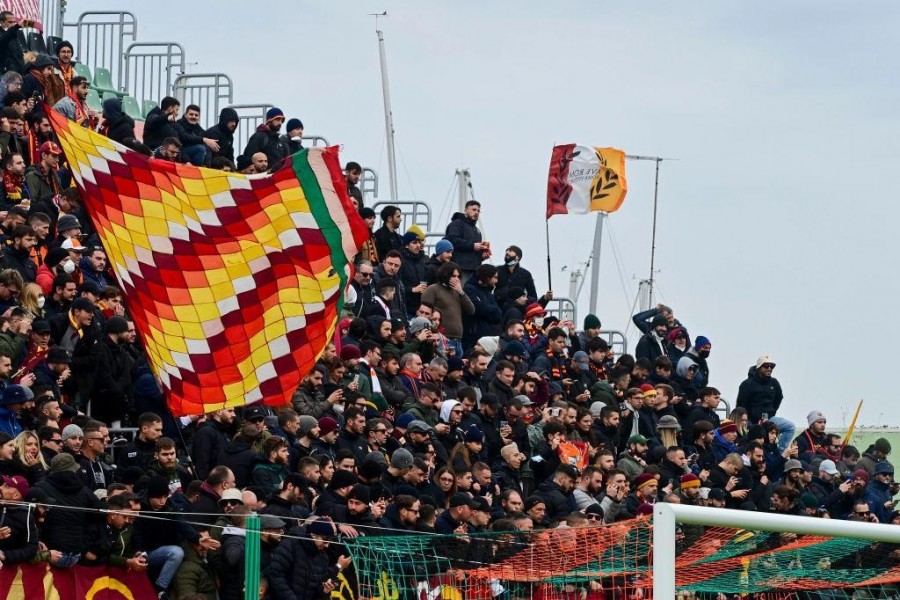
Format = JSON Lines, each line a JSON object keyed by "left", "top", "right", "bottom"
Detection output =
{"left": 174, "top": 116, "right": 207, "bottom": 148}
{"left": 0, "top": 244, "right": 36, "bottom": 283}
{"left": 242, "top": 124, "right": 289, "bottom": 170}
{"left": 143, "top": 106, "right": 179, "bottom": 149}
{"left": 736, "top": 366, "right": 784, "bottom": 423}
{"left": 219, "top": 436, "right": 263, "bottom": 488}
{"left": 265, "top": 533, "right": 339, "bottom": 600}
{"left": 463, "top": 280, "right": 502, "bottom": 348}
{"left": 48, "top": 311, "right": 102, "bottom": 399}
{"left": 0, "top": 25, "right": 24, "bottom": 74}
{"left": 398, "top": 247, "right": 426, "bottom": 314}
{"left": 33, "top": 471, "right": 101, "bottom": 552}
{"left": 372, "top": 226, "right": 402, "bottom": 265}
{"left": 494, "top": 263, "right": 538, "bottom": 306}
{"left": 334, "top": 429, "right": 369, "bottom": 464}
{"left": 0, "top": 504, "right": 38, "bottom": 564}
{"left": 203, "top": 107, "right": 238, "bottom": 163}
{"left": 132, "top": 496, "right": 200, "bottom": 551}
{"left": 92, "top": 337, "right": 135, "bottom": 424}
{"left": 191, "top": 419, "right": 234, "bottom": 480}
{"left": 444, "top": 212, "right": 483, "bottom": 271}
{"left": 535, "top": 479, "right": 574, "bottom": 523}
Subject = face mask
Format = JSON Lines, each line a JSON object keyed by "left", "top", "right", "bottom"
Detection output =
{"left": 62, "top": 259, "right": 75, "bottom": 274}
{"left": 37, "top": 296, "right": 45, "bottom": 308}
{"left": 505, "top": 257, "right": 519, "bottom": 267}
{"left": 699, "top": 350, "right": 710, "bottom": 359}
{"left": 532, "top": 317, "right": 544, "bottom": 327}
{"left": 675, "top": 341, "right": 686, "bottom": 351}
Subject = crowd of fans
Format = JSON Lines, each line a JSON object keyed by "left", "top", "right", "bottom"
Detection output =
{"left": 0, "top": 10, "right": 893, "bottom": 600}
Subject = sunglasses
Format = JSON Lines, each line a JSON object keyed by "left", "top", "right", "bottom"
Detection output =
{"left": 855, "top": 510, "right": 871, "bottom": 516}
{"left": 359, "top": 272, "right": 373, "bottom": 278}
{"left": 220, "top": 500, "right": 242, "bottom": 507}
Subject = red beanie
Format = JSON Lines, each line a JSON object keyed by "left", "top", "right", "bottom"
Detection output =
{"left": 340, "top": 345, "right": 361, "bottom": 361}
{"left": 524, "top": 303, "right": 545, "bottom": 319}
{"left": 318, "top": 416, "right": 339, "bottom": 435}
{"left": 718, "top": 420, "right": 738, "bottom": 436}
{"left": 633, "top": 472, "right": 657, "bottom": 491}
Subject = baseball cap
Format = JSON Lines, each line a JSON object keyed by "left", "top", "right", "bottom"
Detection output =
{"left": 39, "top": 141, "right": 62, "bottom": 155}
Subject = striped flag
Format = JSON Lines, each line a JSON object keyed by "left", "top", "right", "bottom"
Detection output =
{"left": 546, "top": 145, "right": 628, "bottom": 218}
{"left": 49, "top": 108, "right": 369, "bottom": 416}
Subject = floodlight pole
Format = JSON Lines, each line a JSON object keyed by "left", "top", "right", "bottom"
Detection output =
{"left": 376, "top": 23, "right": 399, "bottom": 202}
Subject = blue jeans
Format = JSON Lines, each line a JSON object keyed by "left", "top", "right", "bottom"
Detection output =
{"left": 52, "top": 552, "right": 81, "bottom": 568}
{"left": 147, "top": 545, "right": 184, "bottom": 589}
{"left": 768, "top": 416, "right": 796, "bottom": 453}
{"left": 182, "top": 143, "right": 208, "bottom": 166}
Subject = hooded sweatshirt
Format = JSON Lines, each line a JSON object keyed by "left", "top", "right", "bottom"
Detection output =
{"left": 204, "top": 107, "right": 239, "bottom": 162}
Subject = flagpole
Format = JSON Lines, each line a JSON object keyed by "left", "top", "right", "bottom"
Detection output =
{"left": 545, "top": 218, "right": 552, "bottom": 295}
{"left": 625, "top": 154, "right": 673, "bottom": 307}
{"left": 588, "top": 212, "right": 606, "bottom": 316}
{"left": 842, "top": 399, "right": 863, "bottom": 448}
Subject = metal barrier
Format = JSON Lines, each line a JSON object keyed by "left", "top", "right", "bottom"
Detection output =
{"left": 172, "top": 73, "right": 233, "bottom": 127}
{"left": 600, "top": 329, "right": 629, "bottom": 356}
{"left": 372, "top": 200, "right": 432, "bottom": 234}
{"left": 545, "top": 297, "right": 577, "bottom": 326}
{"left": 361, "top": 167, "right": 378, "bottom": 200}
{"left": 301, "top": 135, "right": 330, "bottom": 148}
{"left": 225, "top": 103, "right": 272, "bottom": 158}
{"left": 123, "top": 42, "right": 185, "bottom": 107}
{"left": 65, "top": 11, "right": 137, "bottom": 90}
{"left": 38, "top": 0, "right": 65, "bottom": 39}
{"left": 423, "top": 232, "right": 444, "bottom": 257}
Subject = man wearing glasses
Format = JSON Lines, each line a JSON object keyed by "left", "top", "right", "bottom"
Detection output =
{"left": 736, "top": 354, "right": 794, "bottom": 452}
{"left": 38, "top": 425, "right": 63, "bottom": 464}
{"left": 76, "top": 420, "right": 113, "bottom": 492}
{"left": 350, "top": 260, "right": 376, "bottom": 318}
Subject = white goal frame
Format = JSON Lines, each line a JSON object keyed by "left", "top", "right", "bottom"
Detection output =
{"left": 653, "top": 503, "right": 900, "bottom": 600}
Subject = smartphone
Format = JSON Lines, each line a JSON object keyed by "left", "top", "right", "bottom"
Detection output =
{"left": 551, "top": 408, "right": 561, "bottom": 418}
{"left": 500, "top": 420, "right": 509, "bottom": 429}
{"left": 761, "top": 412, "right": 769, "bottom": 421}
{"left": 352, "top": 374, "right": 360, "bottom": 385}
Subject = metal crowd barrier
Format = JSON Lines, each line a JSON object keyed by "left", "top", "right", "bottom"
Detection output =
{"left": 372, "top": 201, "right": 432, "bottom": 234}
{"left": 172, "top": 72, "right": 233, "bottom": 126}
{"left": 123, "top": 41, "right": 185, "bottom": 107}
{"left": 65, "top": 11, "right": 137, "bottom": 90}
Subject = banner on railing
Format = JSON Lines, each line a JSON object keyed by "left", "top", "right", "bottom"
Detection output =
{"left": 0, "top": 563, "right": 156, "bottom": 600}
{"left": 0, "top": 0, "right": 43, "bottom": 32}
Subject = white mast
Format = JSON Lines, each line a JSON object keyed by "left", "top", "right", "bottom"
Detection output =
{"left": 376, "top": 26, "right": 399, "bottom": 202}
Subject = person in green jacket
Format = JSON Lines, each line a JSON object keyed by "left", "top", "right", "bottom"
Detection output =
{"left": 173, "top": 534, "right": 218, "bottom": 600}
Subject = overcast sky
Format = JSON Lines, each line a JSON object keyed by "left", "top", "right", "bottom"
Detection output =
{"left": 67, "top": 1, "right": 898, "bottom": 429}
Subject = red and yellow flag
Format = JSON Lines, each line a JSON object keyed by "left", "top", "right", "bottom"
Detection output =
{"left": 49, "top": 108, "right": 369, "bottom": 416}
{"left": 0, "top": 563, "right": 157, "bottom": 599}
{"left": 546, "top": 145, "right": 628, "bottom": 218}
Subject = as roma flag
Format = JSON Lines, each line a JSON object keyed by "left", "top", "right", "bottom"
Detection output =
{"left": 48, "top": 106, "right": 369, "bottom": 416}
{"left": 546, "top": 145, "right": 628, "bottom": 218}
{"left": 0, "top": 563, "right": 157, "bottom": 599}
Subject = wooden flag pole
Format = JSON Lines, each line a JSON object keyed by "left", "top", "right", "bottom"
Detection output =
{"left": 842, "top": 399, "right": 864, "bottom": 448}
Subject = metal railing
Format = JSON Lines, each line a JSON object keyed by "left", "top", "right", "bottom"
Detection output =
{"left": 172, "top": 72, "right": 233, "bottom": 127}
{"left": 65, "top": 11, "right": 137, "bottom": 90}
{"left": 39, "top": 0, "right": 65, "bottom": 39}
{"left": 123, "top": 42, "right": 185, "bottom": 106}
{"left": 599, "top": 329, "right": 628, "bottom": 356}
{"left": 361, "top": 167, "right": 378, "bottom": 200}
{"left": 372, "top": 200, "right": 432, "bottom": 234}
{"left": 301, "top": 135, "right": 330, "bottom": 148}
{"left": 545, "top": 297, "right": 577, "bottom": 326}
{"left": 225, "top": 103, "right": 272, "bottom": 159}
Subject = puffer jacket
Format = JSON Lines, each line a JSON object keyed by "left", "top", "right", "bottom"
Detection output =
{"left": 265, "top": 532, "right": 339, "bottom": 600}
{"left": 444, "top": 212, "right": 483, "bottom": 272}
{"left": 534, "top": 479, "right": 574, "bottom": 523}
{"left": 0, "top": 504, "right": 38, "bottom": 564}
{"left": 735, "top": 366, "right": 784, "bottom": 423}
{"left": 462, "top": 279, "right": 502, "bottom": 348}
{"left": 32, "top": 471, "right": 100, "bottom": 552}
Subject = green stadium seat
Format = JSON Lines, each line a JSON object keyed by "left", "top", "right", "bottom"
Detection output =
{"left": 142, "top": 99, "right": 158, "bottom": 118}
{"left": 85, "top": 88, "right": 101, "bottom": 112}
{"left": 74, "top": 63, "right": 92, "bottom": 84}
{"left": 94, "top": 67, "right": 126, "bottom": 97}
{"left": 101, "top": 91, "right": 119, "bottom": 103}
{"left": 122, "top": 96, "right": 143, "bottom": 120}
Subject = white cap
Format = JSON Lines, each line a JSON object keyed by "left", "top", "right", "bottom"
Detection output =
{"left": 755, "top": 354, "right": 775, "bottom": 369}
{"left": 819, "top": 459, "right": 839, "bottom": 476}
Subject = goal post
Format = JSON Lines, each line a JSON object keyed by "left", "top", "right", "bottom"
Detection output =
{"left": 653, "top": 503, "right": 900, "bottom": 600}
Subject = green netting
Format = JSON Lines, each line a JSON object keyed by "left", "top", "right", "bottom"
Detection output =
{"left": 338, "top": 519, "right": 900, "bottom": 600}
